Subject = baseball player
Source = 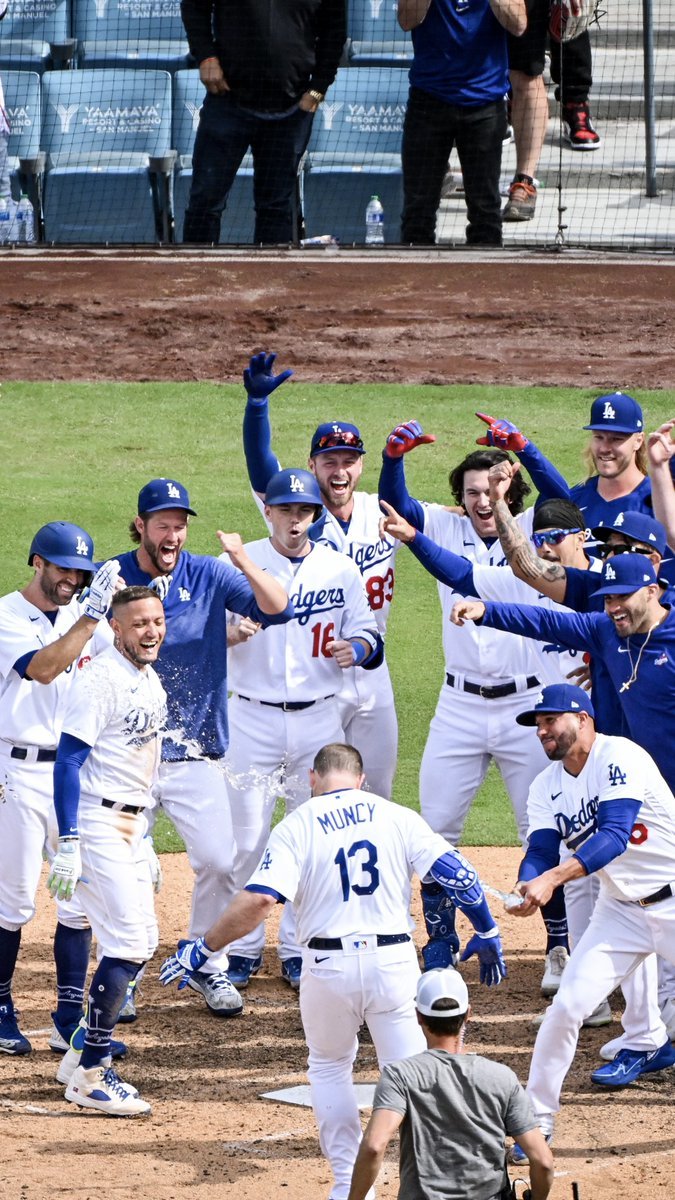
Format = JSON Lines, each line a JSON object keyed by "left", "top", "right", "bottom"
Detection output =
{"left": 0, "top": 523, "right": 122, "bottom": 1057}
{"left": 109, "top": 477, "right": 293, "bottom": 1019}
{"left": 48, "top": 586, "right": 167, "bottom": 1115}
{"left": 503, "top": 685, "right": 675, "bottom": 1162}
{"left": 241, "top": 351, "right": 399, "bottom": 799}
{"left": 223, "top": 468, "right": 383, "bottom": 988}
{"left": 450, "top": 553, "right": 675, "bottom": 797}
{"left": 378, "top": 424, "right": 568, "bottom": 989}
{"left": 160, "top": 741, "right": 507, "bottom": 1200}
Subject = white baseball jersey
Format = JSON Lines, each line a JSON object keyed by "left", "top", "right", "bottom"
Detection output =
{"left": 0, "top": 592, "right": 91, "bottom": 748}
{"left": 526, "top": 734, "right": 675, "bottom": 902}
{"left": 422, "top": 505, "right": 539, "bottom": 678}
{"left": 61, "top": 645, "right": 166, "bottom": 804}
{"left": 471, "top": 558, "right": 604, "bottom": 684}
{"left": 246, "top": 787, "right": 449, "bottom": 945}
{"left": 226, "top": 541, "right": 379, "bottom": 702}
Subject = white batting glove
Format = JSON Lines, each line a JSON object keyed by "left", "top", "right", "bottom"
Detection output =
{"left": 82, "top": 559, "right": 122, "bottom": 621}
{"left": 159, "top": 937, "right": 214, "bottom": 989}
{"left": 148, "top": 574, "right": 173, "bottom": 603}
{"left": 144, "top": 835, "right": 163, "bottom": 894}
{"left": 47, "top": 837, "right": 83, "bottom": 902}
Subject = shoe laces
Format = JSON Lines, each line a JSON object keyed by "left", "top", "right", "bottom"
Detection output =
{"left": 101, "top": 1067, "right": 132, "bottom": 1098}
{"left": 509, "top": 180, "right": 536, "bottom": 199}
{"left": 206, "top": 971, "right": 237, "bottom": 992}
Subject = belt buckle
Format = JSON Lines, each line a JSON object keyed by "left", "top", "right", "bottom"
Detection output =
{"left": 479, "top": 684, "right": 495, "bottom": 700}
{"left": 281, "top": 701, "right": 293, "bottom": 712}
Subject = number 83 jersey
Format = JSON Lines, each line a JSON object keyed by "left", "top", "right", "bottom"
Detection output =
{"left": 246, "top": 788, "right": 450, "bottom": 944}
{"left": 313, "top": 492, "right": 399, "bottom": 636}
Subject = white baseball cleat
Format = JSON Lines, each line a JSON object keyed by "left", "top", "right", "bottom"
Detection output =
{"left": 187, "top": 970, "right": 244, "bottom": 1016}
{"left": 540, "top": 947, "right": 569, "bottom": 996}
{"left": 65, "top": 1063, "right": 150, "bottom": 1116}
{"left": 532, "top": 998, "right": 612, "bottom": 1029}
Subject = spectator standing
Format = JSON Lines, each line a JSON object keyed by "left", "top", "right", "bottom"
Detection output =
{"left": 180, "top": 0, "right": 346, "bottom": 244}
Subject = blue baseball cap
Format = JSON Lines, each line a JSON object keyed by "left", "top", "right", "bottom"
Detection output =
{"left": 592, "top": 511, "right": 667, "bottom": 558}
{"left": 583, "top": 392, "right": 643, "bottom": 434}
{"left": 592, "top": 553, "right": 658, "bottom": 596}
{"left": 137, "top": 478, "right": 197, "bottom": 516}
{"left": 310, "top": 422, "right": 366, "bottom": 457}
{"left": 516, "top": 684, "right": 595, "bottom": 727}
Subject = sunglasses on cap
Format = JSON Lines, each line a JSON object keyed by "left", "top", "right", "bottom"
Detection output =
{"left": 532, "top": 528, "right": 582, "bottom": 548}
{"left": 596, "top": 542, "right": 654, "bottom": 559}
{"left": 314, "top": 431, "right": 365, "bottom": 451}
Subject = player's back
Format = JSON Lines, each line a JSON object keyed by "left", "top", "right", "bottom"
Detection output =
{"left": 257, "top": 789, "right": 447, "bottom": 945}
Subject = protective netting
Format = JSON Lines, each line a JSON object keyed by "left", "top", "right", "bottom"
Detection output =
{"left": 0, "top": 0, "right": 672, "bottom": 247}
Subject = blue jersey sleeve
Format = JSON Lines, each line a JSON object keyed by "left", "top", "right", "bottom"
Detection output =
{"left": 573, "top": 798, "right": 641, "bottom": 876}
{"left": 519, "top": 828, "right": 561, "bottom": 881}
{"left": 53, "top": 733, "right": 93, "bottom": 838}
{"left": 242, "top": 396, "right": 281, "bottom": 494}
{"left": 407, "top": 531, "right": 476, "bottom": 594}
{"left": 482, "top": 601, "right": 605, "bottom": 654}
{"left": 378, "top": 455, "right": 425, "bottom": 531}
{"left": 517, "top": 440, "right": 571, "bottom": 503}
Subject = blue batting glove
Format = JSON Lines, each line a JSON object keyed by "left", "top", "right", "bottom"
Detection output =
{"left": 244, "top": 351, "right": 293, "bottom": 401}
{"left": 460, "top": 931, "right": 507, "bottom": 987}
{"left": 476, "top": 413, "right": 528, "bottom": 453}
{"left": 159, "top": 936, "right": 214, "bottom": 989}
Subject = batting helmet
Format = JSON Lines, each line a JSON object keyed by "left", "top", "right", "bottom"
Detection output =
{"left": 28, "top": 522, "right": 96, "bottom": 574}
{"left": 265, "top": 469, "right": 323, "bottom": 518}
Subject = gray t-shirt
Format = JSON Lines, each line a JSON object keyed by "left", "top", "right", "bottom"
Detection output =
{"left": 373, "top": 1049, "right": 536, "bottom": 1200}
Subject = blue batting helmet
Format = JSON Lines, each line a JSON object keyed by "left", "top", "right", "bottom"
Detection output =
{"left": 264, "top": 469, "right": 323, "bottom": 516}
{"left": 28, "top": 522, "right": 96, "bottom": 574}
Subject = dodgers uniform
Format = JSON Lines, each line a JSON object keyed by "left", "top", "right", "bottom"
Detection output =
{"left": 244, "top": 788, "right": 453, "bottom": 1200}
{"left": 244, "top": 398, "right": 399, "bottom": 799}
{"left": 225, "top": 540, "right": 382, "bottom": 961}
{"left": 111, "top": 548, "right": 292, "bottom": 974}
{"left": 0, "top": 592, "right": 93, "bottom": 965}
{"left": 56, "top": 645, "right": 167, "bottom": 966}
{"left": 521, "top": 734, "right": 675, "bottom": 1131}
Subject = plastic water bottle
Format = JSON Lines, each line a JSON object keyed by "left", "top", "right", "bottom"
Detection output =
{"left": 0, "top": 198, "right": 10, "bottom": 244}
{"left": 365, "top": 195, "right": 384, "bottom": 245}
{"left": 16, "top": 193, "right": 35, "bottom": 244}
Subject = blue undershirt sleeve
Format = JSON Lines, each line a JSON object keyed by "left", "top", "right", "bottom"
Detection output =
{"left": 573, "top": 798, "right": 641, "bottom": 876}
{"left": 407, "top": 531, "right": 476, "bottom": 594}
{"left": 13, "top": 649, "right": 38, "bottom": 679}
{"left": 517, "top": 440, "right": 571, "bottom": 503}
{"left": 378, "top": 455, "right": 425, "bottom": 531}
{"left": 243, "top": 397, "right": 281, "bottom": 494}
{"left": 53, "top": 733, "right": 93, "bottom": 838}
{"left": 518, "top": 828, "right": 562, "bottom": 881}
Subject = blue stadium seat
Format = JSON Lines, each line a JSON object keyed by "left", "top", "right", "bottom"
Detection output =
{"left": 172, "top": 69, "right": 255, "bottom": 244}
{"left": 303, "top": 66, "right": 407, "bottom": 244}
{"left": 41, "top": 69, "right": 173, "bottom": 243}
{"left": 0, "top": 0, "right": 71, "bottom": 73}
{"left": 3, "top": 71, "right": 41, "bottom": 198}
{"left": 73, "top": 0, "right": 192, "bottom": 72}
{"left": 347, "top": 0, "right": 412, "bottom": 66}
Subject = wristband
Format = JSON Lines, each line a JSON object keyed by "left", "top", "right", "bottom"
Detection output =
{"left": 476, "top": 925, "right": 499, "bottom": 939}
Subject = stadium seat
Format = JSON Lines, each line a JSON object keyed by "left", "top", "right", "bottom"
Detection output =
{"left": 303, "top": 66, "right": 407, "bottom": 244}
{"left": 41, "top": 69, "right": 174, "bottom": 243}
{"left": 0, "top": 0, "right": 74, "bottom": 73}
{"left": 73, "top": 0, "right": 192, "bottom": 72}
{"left": 172, "top": 69, "right": 255, "bottom": 244}
{"left": 3, "top": 70, "right": 42, "bottom": 191}
{"left": 347, "top": 0, "right": 412, "bottom": 66}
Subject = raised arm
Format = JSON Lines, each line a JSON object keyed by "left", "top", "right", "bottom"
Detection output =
{"left": 241, "top": 351, "right": 291, "bottom": 496}
{"left": 647, "top": 421, "right": 675, "bottom": 551}
{"left": 476, "top": 412, "right": 571, "bottom": 501}
{"left": 378, "top": 420, "right": 435, "bottom": 531}
{"left": 217, "top": 532, "right": 291, "bottom": 616}
{"left": 487, "top": 461, "right": 570, "bottom": 603}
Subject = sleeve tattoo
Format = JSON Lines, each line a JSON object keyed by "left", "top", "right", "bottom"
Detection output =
{"left": 493, "top": 500, "right": 567, "bottom": 584}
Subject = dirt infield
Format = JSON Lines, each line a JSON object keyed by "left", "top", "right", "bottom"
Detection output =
{"left": 2, "top": 251, "right": 675, "bottom": 388}
{"left": 3, "top": 852, "right": 675, "bottom": 1200}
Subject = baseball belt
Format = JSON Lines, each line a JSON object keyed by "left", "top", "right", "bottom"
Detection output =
{"left": 308, "top": 934, "right": 410, "bottom": 950}
{"left": 237, "top": 694, "right": 334, "bottom": 712}
{"left": 101, "top": 798, "right": 144, "bottom": 816}
{"left": 9, "top": 745, "right": 57, "bottom": 762}
{"left": 446, "top": 673, "right": 540, "bottom": 700}
{"left": 637, "top": 883, "right": 674, "bottom": 908}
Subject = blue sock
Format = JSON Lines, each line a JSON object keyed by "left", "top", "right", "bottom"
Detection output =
{"left": 0, "top": 926, "right": 22, "bottom": 1001}
{"left": 81, "top": 958, "right": 142, "bottom": 1069}
{"left": 542, "top": 888, "right": 569, "bottom": 952}
{"left": 52, "top": 923, "right": 92, "bottom": 1031}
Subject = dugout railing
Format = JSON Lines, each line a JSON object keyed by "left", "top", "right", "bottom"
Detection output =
{"left": 1, "top": 0, "right": 673, "bottom": 249}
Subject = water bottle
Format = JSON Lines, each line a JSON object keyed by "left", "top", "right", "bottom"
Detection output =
{"left": 16, "top": 193, "right": 35, "bottom": 244}
{"left": 0, "top": 198, "right": 10, "bottom": 244}
{"left": 365, "top": 195, "right": 384, "bottom": 245}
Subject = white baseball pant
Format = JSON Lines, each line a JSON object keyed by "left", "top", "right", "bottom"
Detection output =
{"left": 299, "top": 937, "right": 425, "bottom": 1200}
{"left": 336, "top": 659, "right": 398, "bottom": 800}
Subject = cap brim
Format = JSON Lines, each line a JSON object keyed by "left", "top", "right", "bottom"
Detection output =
{"left": 583, "top": 423, "right": 640, "bottom": 434}
{"left": 142, "top": 503, "right": 197, "bottom": 516}
{"left": 310, "top": 446, "right": 366, "bottom": 456}
{"left": 592, "top": 582, "right": 651, "bottom": 596}
{"left": 516, "top": 705, "right": 590, "bottom": 726}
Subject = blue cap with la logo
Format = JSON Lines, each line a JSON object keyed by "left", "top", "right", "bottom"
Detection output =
{"left": 516, "top": 683, "right": 595, "bottom": 726}
{"left": 137, "top": 478, "right": 197, "bottom": 515}
{"left": 583, "top": 392, "right": 643, "bottom": 434}
{"left": 592, "top": 553, "right": 658, "bottom": 596}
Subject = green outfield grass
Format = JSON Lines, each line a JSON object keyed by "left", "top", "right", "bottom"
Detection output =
{"left": 4, "top": 380, "right": 674, "bottom": 850}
